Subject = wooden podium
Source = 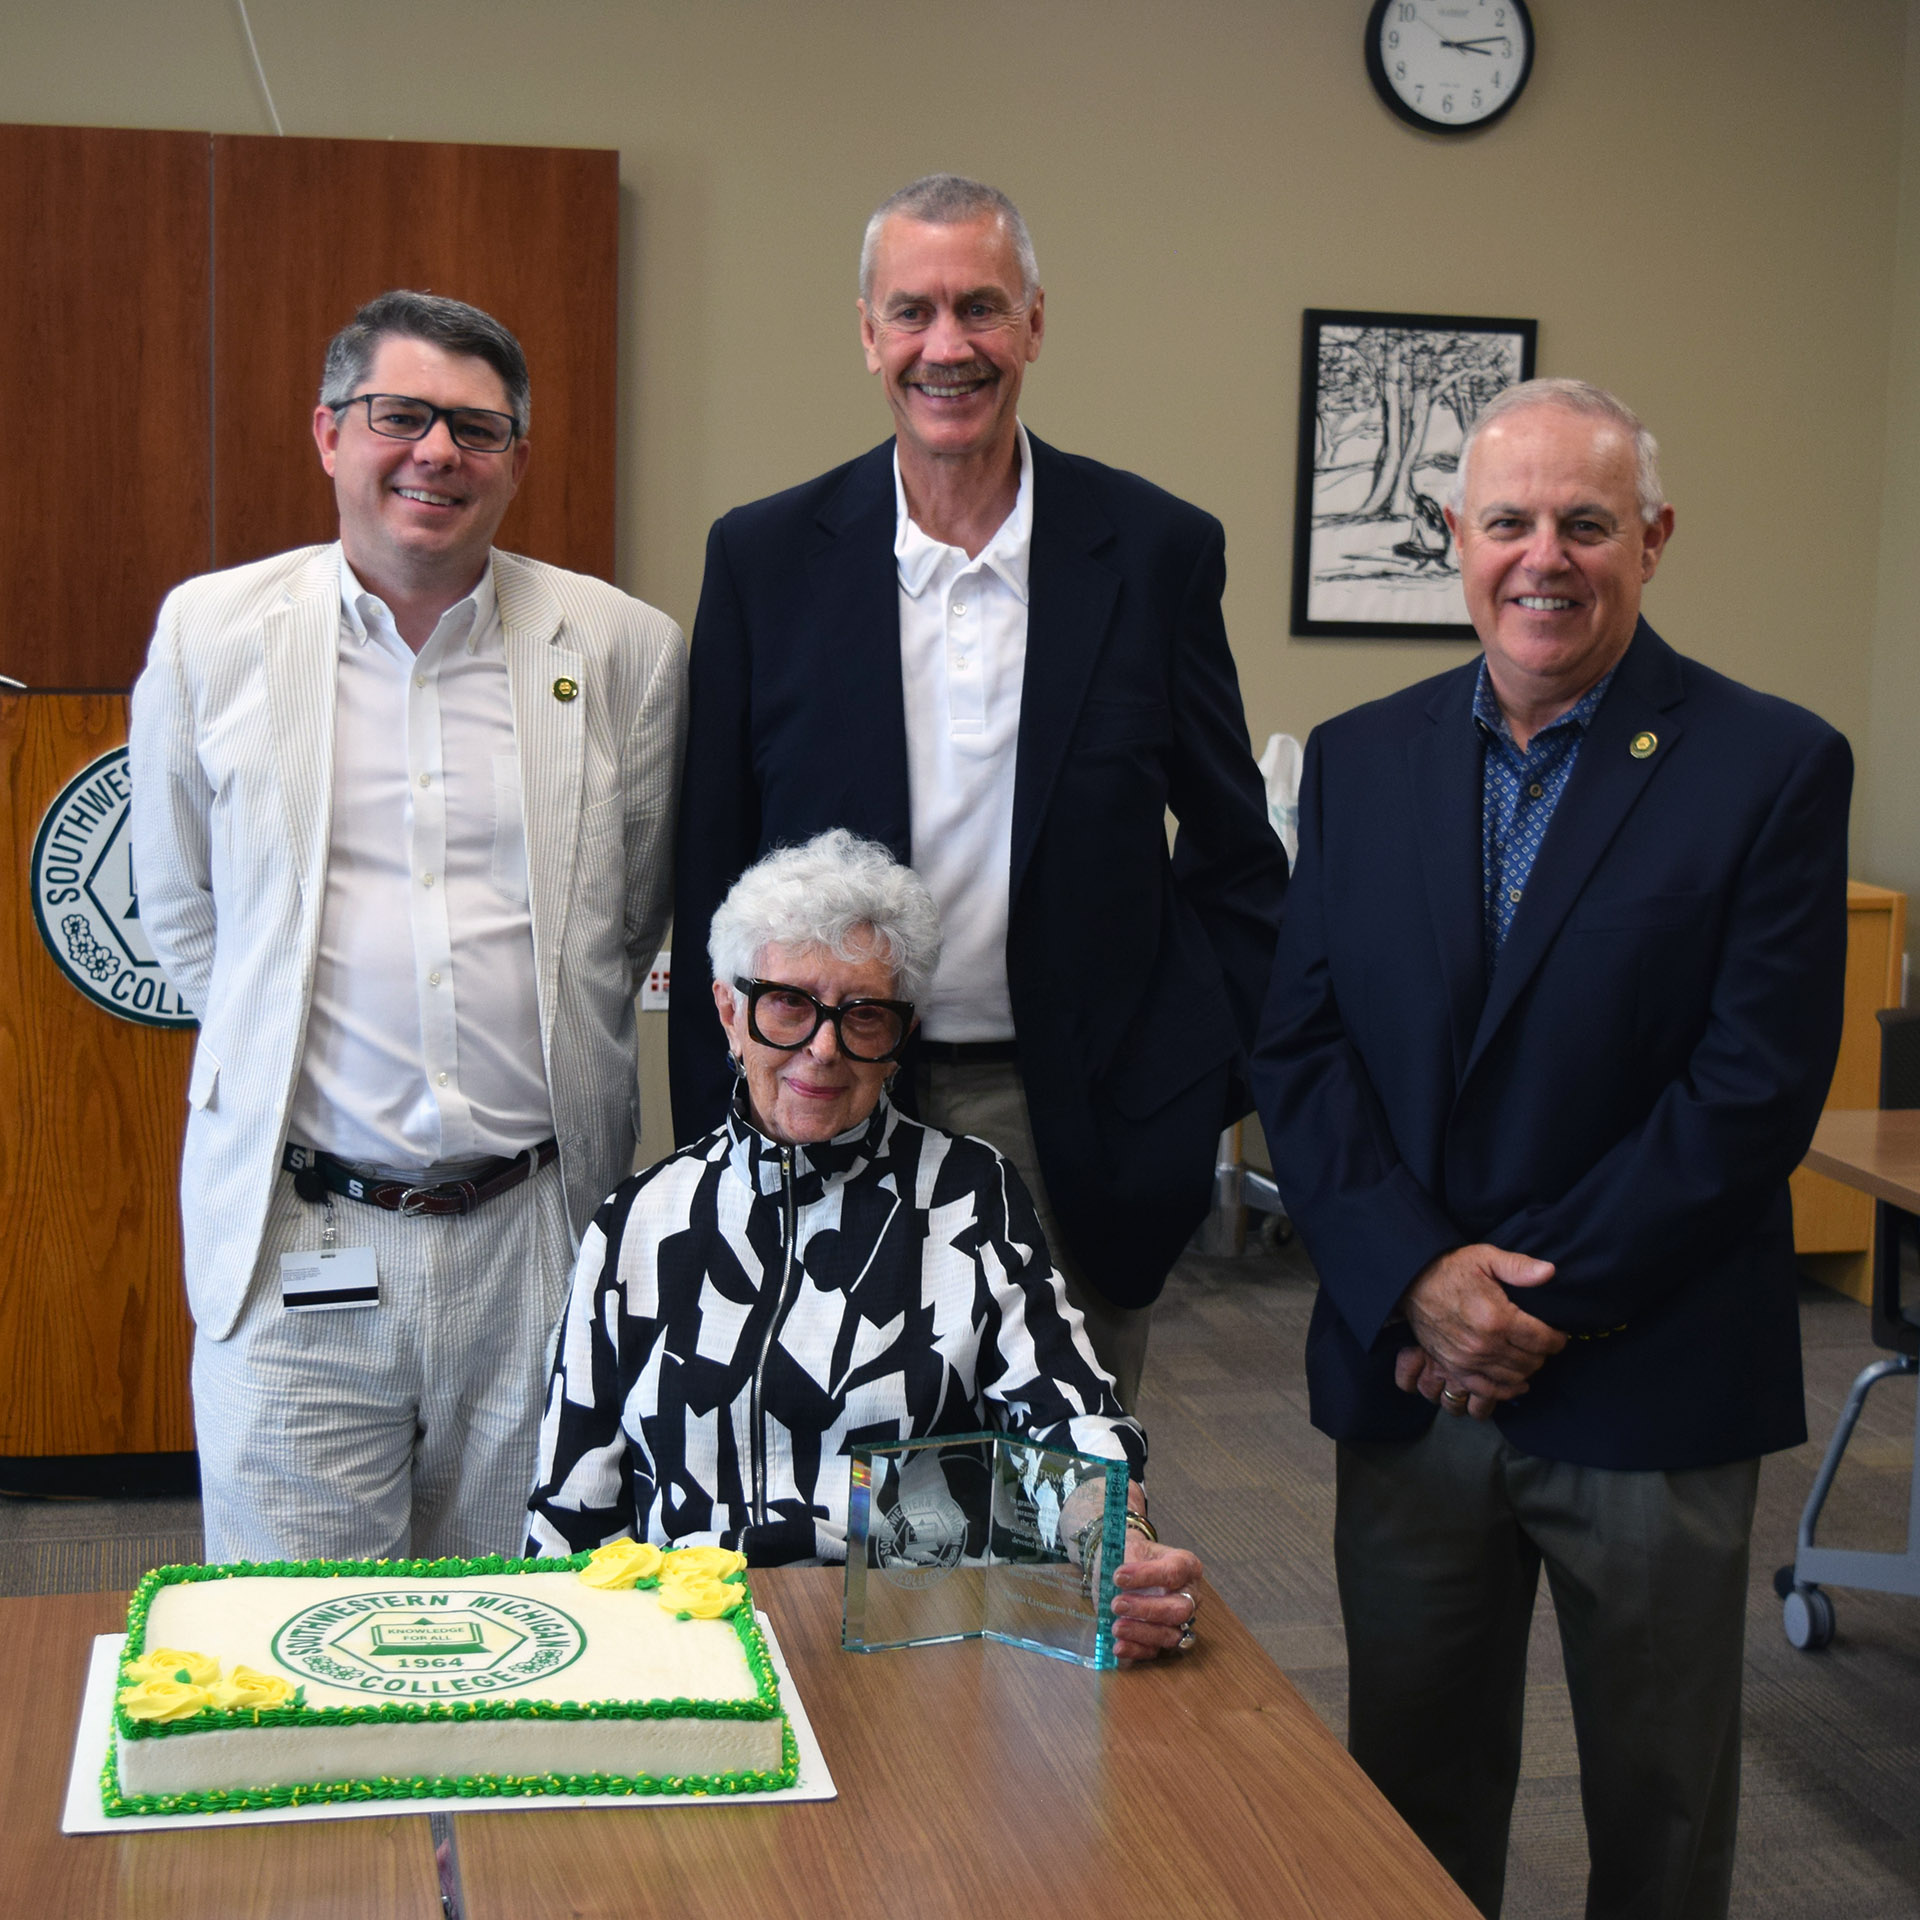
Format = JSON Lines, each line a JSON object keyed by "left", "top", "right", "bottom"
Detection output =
{"left": 0, "top": 124, "right": 617, "bottom": 1487}
{"left": 1, "top": 696, "right": 197, "bottom": 1476}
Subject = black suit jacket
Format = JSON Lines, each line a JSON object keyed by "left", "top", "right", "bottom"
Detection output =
{"left": 670, "top": 433, "right": 1288, "bottom": 1306}
{"left": 1253, "top": 624, "right": 1852, "bottom": 1469}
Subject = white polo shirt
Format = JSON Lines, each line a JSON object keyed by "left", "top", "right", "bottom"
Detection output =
{"left": 894, "top": 425, "right": 1032, "bottom": 1043}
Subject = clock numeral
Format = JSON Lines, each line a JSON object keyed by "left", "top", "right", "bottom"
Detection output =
{"left": 1398, "top": 2, "right": 1415, "bottom": 19}
{"left": 1493, "top": 69, "right": 1502, "bottom": 88}
{"left": 1471, "top": 90, "right": 1482, "bottom": 110}
{"left": 1495, "top": 6, "right": 1507, "bottom": 21}
{"left": 1386, "top": 28, "right": 1399, "bottom": 48}
{"left": 1414, "top": 83, "right": 1424, "bottom": 103}
{"left": 1441, "top": 94, "right": 1454, "bottom": 114}
{"left": 1396, "top": 60, "right": 1406, "bottom": 80}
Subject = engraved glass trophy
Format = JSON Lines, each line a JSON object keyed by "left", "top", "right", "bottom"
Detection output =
{"left": 842, "top": 1432, "right": 1130, "bottom": 1670}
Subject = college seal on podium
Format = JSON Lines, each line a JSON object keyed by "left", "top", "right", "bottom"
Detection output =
{"left": 30, "top": 746, "right": 196, "bottom": 1027}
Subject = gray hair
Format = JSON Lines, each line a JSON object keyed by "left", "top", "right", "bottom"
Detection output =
{"left": 1450, "top": 377, "right": 1665, "bottom": 524}
{"left": 319, "top": 289, "right": 532, "bottom": 435}
{"left": 708, "top": 829, "right": 944, "bottom": 1006}
{"left": 859, "top": 173, "right": 1041, "bottom": 305}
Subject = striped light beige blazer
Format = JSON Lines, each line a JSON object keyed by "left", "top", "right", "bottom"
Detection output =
{"left": 129, "top": 543, "right": 688, "bottom": 1341}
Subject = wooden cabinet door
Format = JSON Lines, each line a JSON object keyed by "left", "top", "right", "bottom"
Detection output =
{"left": 211, "top": 135, "right": 617, "bottom": 581}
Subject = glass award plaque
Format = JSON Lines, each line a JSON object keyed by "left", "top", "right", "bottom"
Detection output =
{"left": 842, "top": 1432, "right": 1130, "bottom": 1670}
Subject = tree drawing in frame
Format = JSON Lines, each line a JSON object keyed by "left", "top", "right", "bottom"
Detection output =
{"left": 1290, "top": 309, "right": 1537, "bottom": 638}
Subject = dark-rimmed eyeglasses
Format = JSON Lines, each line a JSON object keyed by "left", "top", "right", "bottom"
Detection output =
{"left": 733, "top": 978, "right": 916, "bottom": 1063}
{"left": 331, "top": 393, "right": 519, "bottom": 453}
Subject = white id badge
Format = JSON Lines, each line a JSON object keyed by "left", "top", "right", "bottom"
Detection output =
{"left": 280, "top": 1245, "right": 379, "bottom": 1311}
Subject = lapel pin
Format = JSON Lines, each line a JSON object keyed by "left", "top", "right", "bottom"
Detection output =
{"left": 1629, "top": 731, "right": 1657, "bottom": 759}
{"left": 552, "top": 677, "right": 579, "bottom": 703}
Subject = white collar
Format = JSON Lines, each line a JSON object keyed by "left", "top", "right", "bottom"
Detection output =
{"left": 892, "top": 423, "right": 1033, "bottom": 604}
{"left": 338, "top": 548, "right": 498, "bottom": 656}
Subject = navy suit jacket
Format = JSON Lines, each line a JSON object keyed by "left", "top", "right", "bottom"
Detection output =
{"left": 1253, "top": 624, "right": 1852, "bottom": 1469}
{"left": 670, "top": 433, "right": 1288, "bottom": 1307}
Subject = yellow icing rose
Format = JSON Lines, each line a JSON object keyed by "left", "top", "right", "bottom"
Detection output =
{"left": 660, "top": 1545, "right": 747, "bottom": 1582}
{"left": 118, "top": 1677, "right": 213, "bottom": 1722}
{"left": 124, "top": 1647, "right": 221, "bottom": 1687}
{"left": 579, "top": 1539, "right": 666, "bottom": 1590}
{"left": 205, "top": 1665, "right": 295, "bottom": 1712}
{"left": 655, "top": 1571, "right": 747, "bottom": 1619}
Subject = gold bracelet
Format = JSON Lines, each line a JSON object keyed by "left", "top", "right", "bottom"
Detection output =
{"left": 1124, "top": 1509, "right": 1158, "bottom": 1545}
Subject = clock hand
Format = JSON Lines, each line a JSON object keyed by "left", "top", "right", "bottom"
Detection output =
{"left": 1443, "top": 36, "right": 1508, "bottom": 50}
{"left": 1439, "top": 38, "right": 1496, "bottom": 55}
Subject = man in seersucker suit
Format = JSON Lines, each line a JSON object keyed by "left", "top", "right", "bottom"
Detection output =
{"left": 131, "top": 291, "right": 686, "bottom": 1564}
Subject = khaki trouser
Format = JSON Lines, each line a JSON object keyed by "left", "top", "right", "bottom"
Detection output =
{"left": 914, "top": 1057, "right": 1151, "bottom": 1411}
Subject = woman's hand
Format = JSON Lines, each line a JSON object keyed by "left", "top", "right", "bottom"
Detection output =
{"left": 1108, "top": 1533, "right": 1204, "bottom": 1662}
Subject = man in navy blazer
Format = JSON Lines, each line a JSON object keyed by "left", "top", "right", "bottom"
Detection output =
{"left": 1255, "top": 379, "right": 1850, "bottom": 1919}
{"left": 671, "top": 175, "right": 1285, "bottom": 1406}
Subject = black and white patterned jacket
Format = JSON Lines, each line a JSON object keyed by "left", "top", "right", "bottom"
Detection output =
{"left": 526, "top": 1093, "right": 1146, "bottom": 1564}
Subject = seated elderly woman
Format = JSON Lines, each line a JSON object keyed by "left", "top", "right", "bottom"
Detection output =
{"left": 528, "top": 829, "right": 1203, "bottom": 1659}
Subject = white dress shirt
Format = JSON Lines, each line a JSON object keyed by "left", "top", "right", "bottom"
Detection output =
{"left": 895, "top": 424, "right": 1033, "bottom": 1043}
{"left": 286, "top": 554, "right": 552, "bottom": 1172}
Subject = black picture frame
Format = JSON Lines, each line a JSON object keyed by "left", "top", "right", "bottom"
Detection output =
{"left": 1290, "top": 307, "right": 1537, "bottom": 640}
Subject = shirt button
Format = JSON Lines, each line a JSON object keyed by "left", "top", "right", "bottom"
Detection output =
{"left": 422, "top": 873, "right": 435, "bottom": 888}
{"left": 952, "top": 602, "right": 968, "bottom": 617}
{"left": 419, "top": 772, "right": 431, "bottom": 788}
{"left": 1528, "top": 783, "right": 1544, "bottom": 799}
{"left": 428, "top": 970, "right": 442, "bottom": 986}
{"left": 415, "top": 674, "right": 427, "bottom": 689}
{"left": 437, "top": 1072, "right": 449, "bottom": 1087}
{"left": 1508, "top": 886, "right": 1523, "bottom": 903}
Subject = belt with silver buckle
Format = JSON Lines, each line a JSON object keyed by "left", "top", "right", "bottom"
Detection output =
{"left": 282, "top": 1140, "right": 558, "bottom": 1216}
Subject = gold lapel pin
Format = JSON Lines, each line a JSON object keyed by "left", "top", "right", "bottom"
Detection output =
{"left": 1629, "top": 730, "right": 1657, "bottom": 759}
{"left": 552, "top": 677, "right": 579, "bottom": 703}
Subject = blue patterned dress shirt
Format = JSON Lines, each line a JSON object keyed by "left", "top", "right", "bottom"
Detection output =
{"left": 1475, "top": 660, "right": 1617, "bottom": 964}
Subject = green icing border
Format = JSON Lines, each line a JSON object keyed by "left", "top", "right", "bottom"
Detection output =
{"left": 102, "top": 1719, "right": 800, "bottom": 1816}
{"left": 108, "top": 1554, "right": 794, "bottom": 1815}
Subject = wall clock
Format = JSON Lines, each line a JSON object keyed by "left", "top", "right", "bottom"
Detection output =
{"left": 1365, "top": 0, "right": 1534, "bottom": 133}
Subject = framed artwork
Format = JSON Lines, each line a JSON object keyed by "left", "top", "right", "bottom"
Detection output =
{"left": 1290, "top": 308, "right": 1537, "bottom": 639}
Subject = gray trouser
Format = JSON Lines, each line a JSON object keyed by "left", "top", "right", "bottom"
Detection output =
{"left": 193, "top": 1160, "right": 575, "bottom": 1564}
{"left": 914, "top": 1058, "right": 1152, "bottom": 1410}
{"left": 1336, "top": 1412, "right": 1759, "bottom": 1920}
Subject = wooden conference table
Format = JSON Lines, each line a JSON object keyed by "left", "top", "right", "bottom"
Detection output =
{"left": 10, "top": 1570, "right": 1475, "bottom": 1919}
{"left": 1802, "top": 1106, "right": 1920, "bottom": 1215}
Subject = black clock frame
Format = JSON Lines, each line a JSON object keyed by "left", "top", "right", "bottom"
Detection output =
{"left": 1364, "top": 0, "right": 1534, "bottom": 135}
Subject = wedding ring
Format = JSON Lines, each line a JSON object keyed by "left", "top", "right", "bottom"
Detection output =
{"left": 1440, "top": 1387, "right": 1468, "bottom": 1409}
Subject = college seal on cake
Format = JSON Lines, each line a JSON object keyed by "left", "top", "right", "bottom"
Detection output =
{"left": 271, "top": 1588, "right": 586, "bottom": 1697}
{"left": 30, "top": 747, "right": 195, "bottom": 1027}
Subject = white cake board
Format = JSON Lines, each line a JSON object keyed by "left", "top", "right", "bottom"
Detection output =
{"left": 63, "top": 1611, "right": 836, "bottom": 1832}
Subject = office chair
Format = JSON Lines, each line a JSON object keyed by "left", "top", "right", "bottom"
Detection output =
{"left": 1775, "top": 1007, "right": 1920, "bottom": 1649}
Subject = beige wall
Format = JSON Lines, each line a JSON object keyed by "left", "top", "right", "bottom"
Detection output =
{"left": 6, "top": 0, "right": 1914, "bottom": 1153}
{"left": 1869, "top": 2, "right": 1920, "bottom": 913}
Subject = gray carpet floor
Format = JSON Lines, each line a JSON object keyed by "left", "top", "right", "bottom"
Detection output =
{"left": 3, "top": 1248, "right": 1915, "bottom": 1916}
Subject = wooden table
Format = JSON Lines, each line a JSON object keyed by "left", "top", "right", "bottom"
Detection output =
{"left": 452, "top": 1568, "right": 1476, "bottom": 1919}
{"left": 10, "top": 1574, "right": 1472, "bottom": 1917}
{"left": 1802, "top": 1107, "right": 1920, "bottom": 1212}
{"left": 1, "top": 1590, "right": 442, "bottom": 1917}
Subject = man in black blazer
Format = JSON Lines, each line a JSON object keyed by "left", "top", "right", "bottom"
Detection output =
{"left": 671, "top": 175, "right": 1286, "bottom": 1405}
{"left": 1255, "top": 379, "right": 1851, "bottom": 1919}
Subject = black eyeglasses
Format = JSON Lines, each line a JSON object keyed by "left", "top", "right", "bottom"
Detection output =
{"left": 332, "top": 393, "right": 519, "bottom": 453}
{"left": 733, "top": 978, "right": 916, "bottom": 1063}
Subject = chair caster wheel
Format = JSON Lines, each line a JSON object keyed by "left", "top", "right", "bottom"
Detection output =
{"left": 1258, "top": 1213, "right": 1293, "bottom": 1250}
{"left": 1782, "top": 1584, "right": 1835, "bottom": 1651}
